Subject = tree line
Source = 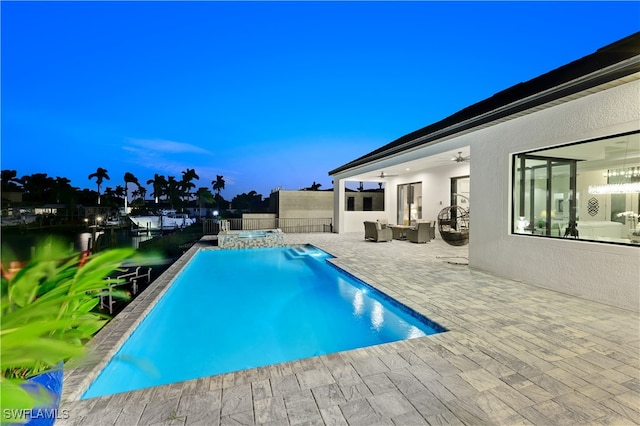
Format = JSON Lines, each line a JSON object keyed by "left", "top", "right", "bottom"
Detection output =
{"left": 1, "top": 168, "right": 228, "bottom": 213}
{"left": 1, "top": 169, "right": 328, "bottom": 215}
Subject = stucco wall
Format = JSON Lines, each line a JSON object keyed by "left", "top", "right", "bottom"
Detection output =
{"left": 469, "top": 79, "right": 640, "bottom": 312}
{"left": 343, "top": 211, "right": 389, "bottom": 233}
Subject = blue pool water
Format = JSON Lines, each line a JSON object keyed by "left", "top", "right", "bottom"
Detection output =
{"left": 82, "top": 245, "right": 445, "bottom": 399}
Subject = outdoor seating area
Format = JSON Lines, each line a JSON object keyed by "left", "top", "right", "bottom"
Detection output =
{"left": 367, "top": 220, "right": 436, "bottom": 244}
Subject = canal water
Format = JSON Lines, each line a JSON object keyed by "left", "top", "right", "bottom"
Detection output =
{"left": 1, "top": 227, "right": 156, "bottom": 261}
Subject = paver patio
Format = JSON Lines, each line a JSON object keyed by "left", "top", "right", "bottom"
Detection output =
{"left": 58, "top": 232, "right": 640, "bottom": 425}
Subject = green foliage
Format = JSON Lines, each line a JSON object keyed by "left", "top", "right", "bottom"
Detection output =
{"left": 0, "top": 239, "right": 139, "bottom": 423}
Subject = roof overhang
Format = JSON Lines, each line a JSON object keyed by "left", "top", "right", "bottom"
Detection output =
{"left": 329, "top": 32, "right": 640, "bottom": 178}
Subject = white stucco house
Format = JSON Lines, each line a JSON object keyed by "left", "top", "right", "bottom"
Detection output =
{"left": 329, "top": 32, "right": 640, "bottom": 312}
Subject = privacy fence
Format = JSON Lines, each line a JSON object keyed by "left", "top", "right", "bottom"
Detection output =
{"left": 202, "top": 218, "right": 333, "bottom": 235}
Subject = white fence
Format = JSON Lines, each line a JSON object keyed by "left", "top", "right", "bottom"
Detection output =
{"left": 203, "top": 218, "right": 332, "bottom": 234}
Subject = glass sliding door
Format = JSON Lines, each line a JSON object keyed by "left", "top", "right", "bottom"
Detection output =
{"left": 397, "top": 182, "right": 422, "bottom": 225}
{"left": 451, "top": 176, "right": 470, "bottom": 208}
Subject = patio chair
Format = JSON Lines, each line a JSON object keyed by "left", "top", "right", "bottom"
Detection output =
{"left": 364, "top": 221, "right": 392, "bottom": 242}
{"left": 407, "top": 221, "right": 432, "bottom": 243}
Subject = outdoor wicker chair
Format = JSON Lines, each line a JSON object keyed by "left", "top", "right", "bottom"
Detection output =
{"left": 406, "top": 221, "right": 432, "bottom": 243}
{"left": 363, "top": 221, "right": 392, "bottom": 242}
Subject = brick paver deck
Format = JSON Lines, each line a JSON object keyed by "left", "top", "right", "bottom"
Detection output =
{"left": 58, "top": 232, "right": 640, "bottom": 425}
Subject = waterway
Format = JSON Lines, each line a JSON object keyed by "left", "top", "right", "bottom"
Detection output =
{"left": 1, "top": 226, "right": 156, "bottom": 261}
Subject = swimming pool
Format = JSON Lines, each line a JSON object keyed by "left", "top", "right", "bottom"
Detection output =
{"left": 82, "top": 245, "right": 446, "bottom": 399}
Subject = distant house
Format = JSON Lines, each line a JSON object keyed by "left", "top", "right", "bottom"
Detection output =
{"left": 35, "top": 204, "right": 68, "bottom": 215}
{"left": 329, "top": 33, "right": 640, "bottom": 311}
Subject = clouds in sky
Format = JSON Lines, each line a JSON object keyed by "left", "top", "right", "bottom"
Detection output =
{"left": 125, "top": 139, "right": 213, "bottom": 155}
{"left": 121, "top": 138, "right": 237, "bottom": 192}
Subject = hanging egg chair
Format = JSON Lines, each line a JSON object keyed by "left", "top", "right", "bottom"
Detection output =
{"left": 437, "top": 206, "right": 470, "bottom": 246}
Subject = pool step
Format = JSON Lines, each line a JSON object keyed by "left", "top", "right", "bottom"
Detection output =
{"left": 285, "top": 245, "right": 318, "bottom": 260}
{"left": 285, "top": 247, "right": 306, "bottom": 259}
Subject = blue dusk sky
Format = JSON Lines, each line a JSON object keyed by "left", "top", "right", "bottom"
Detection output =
{"left": 2, "top": 1, "right": 639, "bottom": 200}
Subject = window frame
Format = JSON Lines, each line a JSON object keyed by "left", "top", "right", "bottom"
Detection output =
{"left": 511, "top": 131, "right": 640, "bottom": 246}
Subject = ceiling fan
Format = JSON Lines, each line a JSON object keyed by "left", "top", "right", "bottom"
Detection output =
{"left": 374, "top": 171, "right": 398, "bottom": 179}
{"left": 451, "top": 152, "right": 470, "bottom": 163}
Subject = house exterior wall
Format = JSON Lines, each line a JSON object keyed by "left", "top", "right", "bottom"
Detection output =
{"left": 275, "top": 190, "right": 333, "bottom": 219}
{"left": 331, "top": 79, "right": 639, "bottom": 311}
{"left": 469, "top": 79, "right": 640, "bottom": 312}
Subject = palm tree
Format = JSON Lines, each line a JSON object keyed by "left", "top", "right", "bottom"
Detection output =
{"left": 147, "top": 174, "right": 167, "bottom": 204}
{"left": 138, "top": 186, "right": 147, "bottom": 203}
{"left": 212, "top": 175, "right": 225, "bottom": 196}
{"left": 212, "top": 175, "right": 225, "bottom": 208}
{"left": 131, "top": 188, "right": 143, "bottom": 207}
{"left": 114, "top": 185, "right": 125, "bottom": 203}
{"left": 88, "top": 168, "right": 110, "bottom": 205}
{"left": 180, "top": 168, "right": 199, "bottom": 201}
{"left": 166, "top": 176, "right": 181, "bottom": 209}
{"left": 124, "top": 172, "right": 141, "bottom": 212}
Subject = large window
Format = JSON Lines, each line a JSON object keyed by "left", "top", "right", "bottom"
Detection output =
{"left": 512, "top": 132, "right": 640, "bottom": 245}
{"left": 344, "top": 181, "right": 385, "bottom": 212}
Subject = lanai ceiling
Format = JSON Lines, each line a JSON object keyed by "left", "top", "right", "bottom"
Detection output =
{"left": 341, "top": 147, "right": 471, "bottom": 184}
